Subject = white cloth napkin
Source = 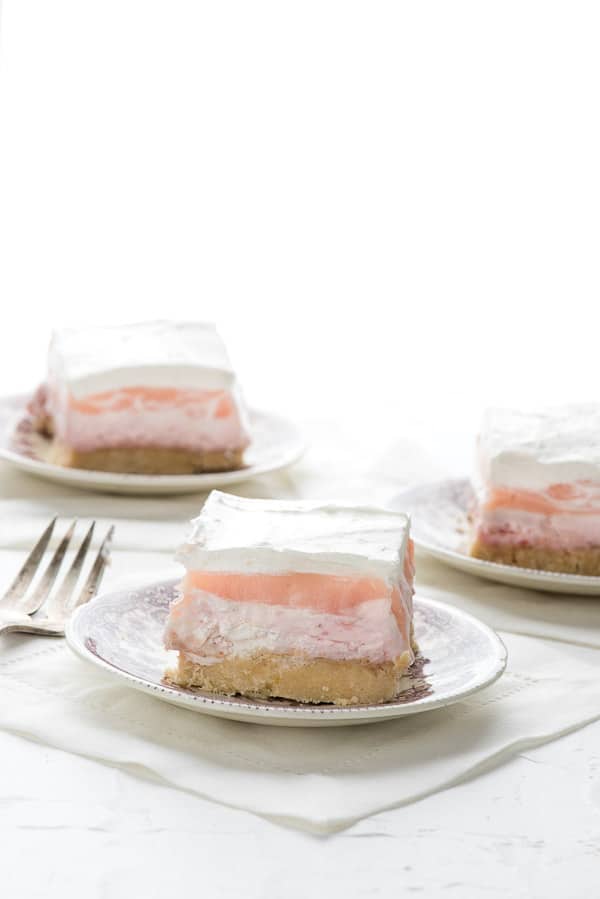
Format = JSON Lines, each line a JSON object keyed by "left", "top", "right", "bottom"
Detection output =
{"left": 416, "top": 553, "right": 600, "bottom": 650}
{"left": 0, "top": 622, "right": 598, "bottom": 833}
{"left": 0, "top": 422, "right": 599, "bottom": 833}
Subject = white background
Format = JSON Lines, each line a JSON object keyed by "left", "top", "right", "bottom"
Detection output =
{"left": 1, "top": 1, "right": 599, "bottom": 472}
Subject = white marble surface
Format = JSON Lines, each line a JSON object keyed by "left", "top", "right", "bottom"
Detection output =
{"left": 1, "top": 457, "right": 599, "bottom": 895}
{"left": 0, "top": 442, "right": 598, "bottom": 895}
{"left": 1, "top": 717, "right": 598, "bottom": 897}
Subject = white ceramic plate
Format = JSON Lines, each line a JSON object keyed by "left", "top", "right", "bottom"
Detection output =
{"left": 0, "top": 393, "right": 305, "bottom": 495}
{"left": 66, "top": 578, "right": 507, "bottom": 727}
{"left": 392, "top": 479, "right": 600, "bottom": 596}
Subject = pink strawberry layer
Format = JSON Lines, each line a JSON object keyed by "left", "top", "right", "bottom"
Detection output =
{"left": 475, "top": 481, "right": 600, "bottom": 549}
{"left": 47, "top": 386, "right": 250, "bottom": 452}
{"left": 164, "top": 567, "right": 415, "bottom": 666}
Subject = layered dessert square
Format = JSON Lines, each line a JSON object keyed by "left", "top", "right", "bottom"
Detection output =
{"left": 31, "top": 321, "right": 251, "bottom": 474}
{"left": 470, "top": 405, "right": 600, "bottom": 574}
{"left": 164, "top": 491, "right": 416, "bottom": 705}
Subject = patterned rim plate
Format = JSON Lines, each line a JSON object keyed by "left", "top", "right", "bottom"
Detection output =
{"left": 66, "top": 578, "right": 507, "bottom": 727}
{"left": 391, "top": 479, "right": 600, "bottom": 596}
{"left": 0, "top": 393, "right": 305, "bottom": 495}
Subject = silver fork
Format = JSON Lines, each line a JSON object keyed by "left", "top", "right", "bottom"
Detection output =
{"left": 0, "top": 519, "right": 115, "bottom": 636}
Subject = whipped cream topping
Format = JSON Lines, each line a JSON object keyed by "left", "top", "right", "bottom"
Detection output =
{"left": 177, "top": 492, "right": 411, "bottom": 579}
{"left": 478, "top": 405, "right": 600, "bottom": 490}
{"left": 49, "top": 321, "right": 237, "bottom": 398}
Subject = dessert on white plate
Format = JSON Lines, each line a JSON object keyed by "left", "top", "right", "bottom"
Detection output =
{"left": 29, "top": 321, "right": 251, "bottom": 474}
{"left": 164, "top": 491, "right": 417, "bottom": 705}
{"left": 67, "top": 577, "right": 507, "bottom": 725}
{"left": 471, "top": 405, "right": 600, "bottom": 575}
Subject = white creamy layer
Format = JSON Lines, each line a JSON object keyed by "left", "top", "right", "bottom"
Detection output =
{"left": 478, "top": 405, "right": 600, "bottom": 490}
{"left": 476, "top": 507, "right": 600, "bottom": 549}
{"left": 52, "top": 399, "right": 249, "bottom": 451}
{"left": 49, "top": 321, "right": 236, "bottom": 398}
{"left": 176, "top": 492, "right": 411, "bottom": 580}
{"left": 164, "top": 590, "right": 410, "bottom": 665}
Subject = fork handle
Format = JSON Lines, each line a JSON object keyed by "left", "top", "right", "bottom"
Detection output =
{"left": 0, "top": 621, "right": 64, "bottom": 637}
{"left": 0, "top": 622, "right": 24, "bottom": 636}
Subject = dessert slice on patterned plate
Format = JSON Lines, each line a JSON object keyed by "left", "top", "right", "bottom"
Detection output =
{"left": 164, "top": 491, "right": 416, "bottom": 705}
{"left": 32, "top": 321, "right": 251, "bottom": 474}
{"left": 471, "top": 405, "right": 600, "bottom": 574}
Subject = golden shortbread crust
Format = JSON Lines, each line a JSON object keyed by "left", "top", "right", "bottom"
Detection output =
{"left": 47, "top": 442, "right": 245, "bottom": 475}
{"left": 166, "top": 650, "right": 414, "bottom": 706}
{"left": 471, "top": 540, "right": 600, "bottom": 575}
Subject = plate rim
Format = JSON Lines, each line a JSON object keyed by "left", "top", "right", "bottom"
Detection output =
{"left": 392, "top": 477, "right": 600, "bottom": 592}
{"left": 0, "top": 392, "right": 306, "bottom": 492}
{"left": 65, "top": 577, "right": 508, "bottom": 725}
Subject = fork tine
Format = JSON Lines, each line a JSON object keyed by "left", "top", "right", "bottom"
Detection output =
{"left": 43, "top": 522, "right": 95, "bottom": 621}
{"left": 0, "top": 517, "right": 57, "bottom": 607}
{"left": 21, "top": 521, "right": 77, "bottom": 615}
{"left": 72, "top": 525, "right": 114, "bottom": 611}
